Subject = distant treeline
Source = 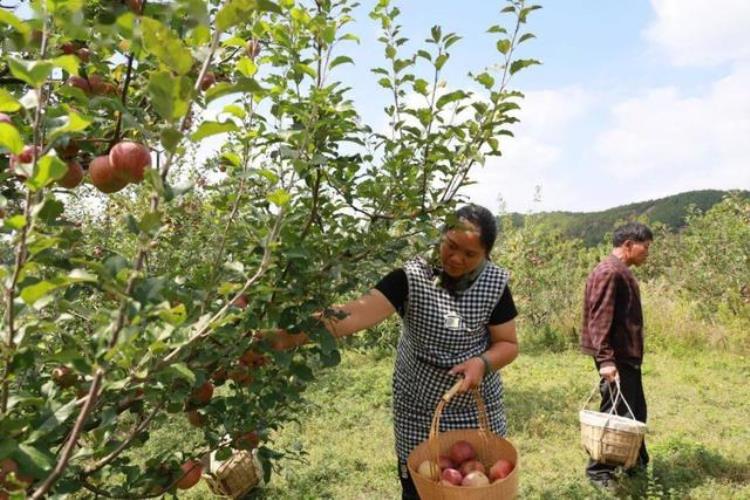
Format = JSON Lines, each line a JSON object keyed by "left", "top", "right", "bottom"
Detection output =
{"left": 502, "top": 189, "right": 750, "bottom": 246}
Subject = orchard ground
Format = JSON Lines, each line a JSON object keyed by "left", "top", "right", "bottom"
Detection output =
{"left": 132, "top": 344, "right": 749, "bottom": 499}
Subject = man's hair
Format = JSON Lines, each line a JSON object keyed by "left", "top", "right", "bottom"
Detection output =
{"left": 445, "top": 204, "right": 498, "bottom": 254}
{"left": 612, "top": 222, "right": 653, "bottom": 247}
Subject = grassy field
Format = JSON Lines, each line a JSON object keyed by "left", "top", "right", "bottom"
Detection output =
{"left": 168, "top": 346, "right": 750, "bottom": 499}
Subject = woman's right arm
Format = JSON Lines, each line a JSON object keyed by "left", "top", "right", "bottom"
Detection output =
{"left": 268, "top": 289, "right": 396, "bottom": 350}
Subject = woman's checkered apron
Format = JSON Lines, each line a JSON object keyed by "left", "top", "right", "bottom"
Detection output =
{"left": 393, "top": 257, "right": 509, "bottom": 465}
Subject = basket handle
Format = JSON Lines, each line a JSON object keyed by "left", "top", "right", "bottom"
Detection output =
{"left": 426, "top": 376, "right": 490, "bottom": 477}
{"left": 582, "top": 378, "right": 639, "bottom": 421}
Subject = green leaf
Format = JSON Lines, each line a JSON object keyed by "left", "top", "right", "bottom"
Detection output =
{"left": 267, "top": 188, "right": 291, "bottom": 207}
{"left": 321, "top": 25, "right": 336, "bottom": 45}
{"left": 435, "top": 53, "right": 449, "bottom": 70}
{"left": 34, "top": 198, "right": 64, "bottom": 223}
{"left": 8, "top": 58, "right": 54, "bottom": 87}
{"left": 329, "top": 56, "right": 354, "bottom": 69}
{"left": 475, "top": 72, "right": 495, "bottom": 90}
{"left": 28, "top": 398, "right": 78, "bottom": 443}
{"left": 4, "top": 215, "right": 26, "bottom": 230}
{"left": 160, "top": 127, "right": 182, "bottom": 153}
{"left": 159, "top": 303, "right": 187, "bottom": 326}
{"left": 26, "top": 155, "right": 68, "bottom": 191}
{"left": 510, "top": 58, "right": 541, "bottom": 75}
{"left": 204, "top": 79, "right": 263, "bottom": 103}
{"left": 147, "top": 71, "right": 191, "bottom": 121}
{"left": 436, "top": 90, "right": 468, "bottom": 109}
{"left": 413, "top": 79, "right": 429, "bottom": 96}
{"left": 0, "top": 123, "right": 23, "bottom": 154}
{"left": 222, "top": 104, "right": 246, "bottom": 119}
{"left": 0, "top": 89, "right": 22, "bottom": 113}
{"left": 487, "top": 25, "right": 507, "bottom": 34}
{"left": 236, "top": 57, "right": 257, "bottom": 78}
{"left": 430, "top": 25, "right": 442, "bottom": 43}
{"left": 140, "top": 18, "right": 193, "bottom": 75}
{"left": 16, "top": 444, "right": 55, "bottom": 476}
{"left": 138, "top": 211, "right": 162, "bottom": 234}
{"left": 20, "top": 270, "right": 97, "bottom": 305}
{"left": 164, "top": 362, "right": 196, "bottom": 385}
{"left": 518, "top": 33, "right": 536, "bottom": 44}
{"left": 52, "top": 54, "right": 80, "bottom": 76}
{"left": 217, "top": 0, "right": 282, "bottom": 31}
{"left": 0, "top": 10, "right": 31, "bottom": 40}
{"left": 191, "top": 120, "right": 239, "bottom": 141}
{"left": 497, "top": 39, "right": 511, "bottom": 55}
{"left": 48, "top": 110, "right": 91, "bottom": 142}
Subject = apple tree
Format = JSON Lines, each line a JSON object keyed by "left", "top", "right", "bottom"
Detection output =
{"left": 0, "top": 0, "right": 539, "bottom": 496}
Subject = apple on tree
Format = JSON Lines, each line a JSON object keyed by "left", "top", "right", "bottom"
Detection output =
{"left": 89, "top": 155, "right": 128, "bottom": 194}
{"left": 109, "top": 141, "right": 151, "bottom": 183}
{"left": 58, "top": 160, "right": 84, "bottom": 189}
{"left": 175, "top": 460, "right": 202, "bottom": 490}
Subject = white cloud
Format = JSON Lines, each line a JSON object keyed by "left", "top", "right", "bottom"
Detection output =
{"left": 594, "top": 64, "right": 750, "bottom": 199}
{"left": 645, "top": 0, "right": 750, "bottom": 66}
{"left": 463, "top": 87, "right": 594, "bottom": 213}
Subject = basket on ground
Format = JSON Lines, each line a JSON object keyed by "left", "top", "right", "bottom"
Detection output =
{"left": 201, "top": 449, "right": 262, "bottom": 499}
{"left": 579, "top": 379, "right": 646, "bottom": 469}
{"left": 407, "top": 380, "right": 519, "bottom": 499}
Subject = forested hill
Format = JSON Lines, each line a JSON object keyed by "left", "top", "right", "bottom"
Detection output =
{"left": 505, "top": 189, "right": 749, "bottom": 246}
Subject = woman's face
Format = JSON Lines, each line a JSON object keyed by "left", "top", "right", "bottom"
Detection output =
{"left": 439, "top": 222, "right": 487, "bottom": 278}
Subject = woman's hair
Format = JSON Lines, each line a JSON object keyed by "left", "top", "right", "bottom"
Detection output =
{"left": 612, "top": 222, "right": 653, "bottom": 247}
{"left": 445, "top": 204, "right": 498, "bottom": 254}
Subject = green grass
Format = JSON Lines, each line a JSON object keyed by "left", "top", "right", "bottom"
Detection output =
{"left": 144, "top": 346, "right": 750, "bottom": 499}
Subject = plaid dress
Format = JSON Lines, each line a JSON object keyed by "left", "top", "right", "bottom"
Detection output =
{"left": 393, "top": 257, "right": 509, "bottom": 463}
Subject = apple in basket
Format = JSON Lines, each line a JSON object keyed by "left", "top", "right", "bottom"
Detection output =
{"left": 459, "top": 459, "right": 485, "bottom": 476}
{"left": 438, "top": 455, "right": 454, "bottom": 470}
{"left": 417, "top": 460, "right": 440, "bottom": 480}
{"left": 449, "top": 440, "right": 476, "bottom": 465}
{"left": 489, "top": 458, "right": 514, "bottom": 482}
{"left": 441, "top": 467, "right": 463, "bottom": 485}
{"left": 461, "top": 470, "right": 490, "bottom": 487}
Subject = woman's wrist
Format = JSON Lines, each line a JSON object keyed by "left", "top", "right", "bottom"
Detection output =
{"left": 477, "top": 353, "right": 493, "bottom": 374}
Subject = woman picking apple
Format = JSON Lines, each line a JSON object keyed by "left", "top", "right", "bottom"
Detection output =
{"left": 269, "top": 204, "right": 519, "bottom": 499}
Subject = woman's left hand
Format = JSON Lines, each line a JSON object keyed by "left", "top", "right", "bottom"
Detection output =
{"left": 449, "top": 357, "right": 486, "bottom": 392}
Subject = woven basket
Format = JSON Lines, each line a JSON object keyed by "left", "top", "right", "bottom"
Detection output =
{"left": 407, "top": 380, "right": 519, "bottom": 500}
{"left": 201, "top": 449, "right": 261, "bottom": 499}
{"left": 579, "top": 379, "right": 646, "bottom": 469}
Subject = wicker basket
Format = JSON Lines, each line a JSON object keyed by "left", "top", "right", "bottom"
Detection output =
{"left": 407, "top": 380, "right": 519, "bottom": 499}
{"left": 201, "top": 449, "right": 262, "bottom": 499}
{"left": 579, "top": 379, "right": 647, "bottom": 469}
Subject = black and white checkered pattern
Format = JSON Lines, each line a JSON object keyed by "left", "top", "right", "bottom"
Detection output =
{"left": 392, "top": 257, "right": 510, "bottom": 462}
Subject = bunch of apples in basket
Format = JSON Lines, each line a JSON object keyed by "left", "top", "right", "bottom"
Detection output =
{"left": 417, "top": 440, "right": 514, "bottom": 487}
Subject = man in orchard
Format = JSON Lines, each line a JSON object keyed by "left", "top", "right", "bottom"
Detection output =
{"left": 580, "top": 222, "right": 653, "bottom": 488}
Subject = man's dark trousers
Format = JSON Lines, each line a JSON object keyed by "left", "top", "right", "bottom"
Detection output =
{"left": 586, "top": 361, "right": 649, "bottom": 481}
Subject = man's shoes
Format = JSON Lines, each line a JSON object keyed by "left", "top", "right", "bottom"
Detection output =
{"left": 589, "top": 476, "right": 615, "bottom": 491}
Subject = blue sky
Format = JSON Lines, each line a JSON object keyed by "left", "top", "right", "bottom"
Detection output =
{"left": 331, "top": 0, "right": 750, "bottom": 213}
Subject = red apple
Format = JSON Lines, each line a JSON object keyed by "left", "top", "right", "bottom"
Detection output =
{"left": 189, "top": 381, "right": 214, "bottom": 405}
{"left": 76, "top": 47, "right": 91, "bottom": 62}
{"left": 239, "top": 350, "right": 268, "bottom": 368}
{"left": 200, "top": 72, "right": 216, "bottom": 91}
{"left": 489, "top": 458, "right": 514, "bottom": 481}
{"left": 58, "top": 160, "right": 84, "bottom": 188}
{"left": 0, "top": 113, "right": 11, "bottom": 124}
{"left": 233, "top": 431, "right": 260, "bottom": 450}
{"left": 175, "top": 460, "right": 202, "bottom": 490}
{"left": 52, "top": 365, "right": 78, "bottom": 388}
{"left": 60, "top": 41, "right": 77, "bottom": 55}
{"left": 449, "top": 440, "right": 476, "bottom": 465}
{"left": 127, "top": 0, "right": 144, "bottom": 14}
{"left": 459, "top": 459, "right": 485, "bottom": 477}
{"left": 185, "top": 410, "right": 206, "bottom": 428}
{"left": 56, "top": 140, "right": 79, "bottom": 159}
{"left": 89, "top": 155, "right": 128, "bottom": 193}
{"left": 438, "top": 455, "right": 454, "bottom": 470}
{"left": 228, "top": 367, "right": 253, "bottom": 386}
{"left": 232, "top": 294, "right": 249, "bottom": 309}
{"left": 211, "top": 368, "right": 228, "bottom": 384}
{"left": 109, "top": 141, "right": 151, "bottom": 183}
{"left": 440, "top": 467, "right": 463, "bottom": 486}
{"left": 88, "top": 74, "right": 118, "bottom": 96}
{"left": 67, "top": 75, "right": 92, "bottom": 94}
